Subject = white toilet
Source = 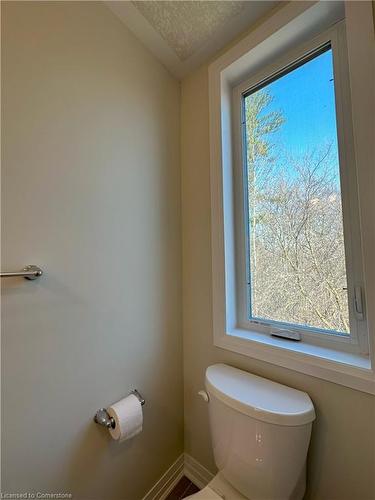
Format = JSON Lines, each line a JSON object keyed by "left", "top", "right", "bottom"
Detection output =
{"left": 187, "top": 364, "right": 316, "bottom": 500}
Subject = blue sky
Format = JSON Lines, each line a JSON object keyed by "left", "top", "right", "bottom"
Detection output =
{"left": 247, "top": 48, "right": 340, "bottom": 160}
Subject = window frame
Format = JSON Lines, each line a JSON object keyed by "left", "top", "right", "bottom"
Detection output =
{"left": 208, "top": 0, "right": 375, "bottom": 394}
{"left": 232, "top": 23, "right": 368, "bottom": 356}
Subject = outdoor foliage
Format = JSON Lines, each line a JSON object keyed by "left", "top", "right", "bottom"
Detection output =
{"left": 244, "top": 90, "right": 349, "bottom": 333}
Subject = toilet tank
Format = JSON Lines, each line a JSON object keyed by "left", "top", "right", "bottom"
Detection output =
{"left": 205, "top": 364, "right": 316, "bottom": 500}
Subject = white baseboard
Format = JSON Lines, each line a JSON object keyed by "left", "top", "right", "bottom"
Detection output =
{"left": 183, "top": 453, "right": 215, "bottom": 491}
{"left": 142, "top": 454, "right": 184, "bottom": 500}
{"left": 142, "top": 453, "right": 215, "bottom": 500}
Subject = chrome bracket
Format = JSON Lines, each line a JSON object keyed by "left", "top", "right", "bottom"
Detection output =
{"left": 94, "top": 408, "right": 115, "bottom": 429}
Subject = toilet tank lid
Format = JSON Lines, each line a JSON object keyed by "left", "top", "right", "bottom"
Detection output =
{"left": 205, "top": 364, "right": 315, "bottom": 426}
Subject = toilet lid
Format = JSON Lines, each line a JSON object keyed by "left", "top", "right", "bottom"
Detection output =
{"left": 206, "top": 364, "right": 315, "bottom": 426}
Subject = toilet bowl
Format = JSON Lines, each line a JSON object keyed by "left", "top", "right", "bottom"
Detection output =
{"left": 187, "top": 364, "right": 315, "bottom": 500}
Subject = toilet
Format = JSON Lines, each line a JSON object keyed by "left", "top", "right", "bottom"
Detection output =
{"left": 187, "top": 364, "right": 316, "bottom": 500}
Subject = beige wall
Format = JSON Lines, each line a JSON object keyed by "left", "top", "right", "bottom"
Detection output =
{"left": 181, "top": 62, "right": 375, "bottom": 500}
{"left": 1, "top": 2, "right": 182, "bottom": 498}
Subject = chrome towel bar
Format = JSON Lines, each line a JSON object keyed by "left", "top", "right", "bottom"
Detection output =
{"left": 0, "top": 265, "right": 43, "bottom": 280}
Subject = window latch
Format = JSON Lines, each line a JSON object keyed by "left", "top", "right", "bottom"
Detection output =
{"left": 271, "top": 329, "right": 301, "bottom": 341}
{"left": 354, "top": 286, "right": 365, "bottom": 320}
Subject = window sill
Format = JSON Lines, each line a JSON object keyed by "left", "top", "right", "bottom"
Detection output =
{"left": 215, "top": 328, "right": 375, "bottom": 394}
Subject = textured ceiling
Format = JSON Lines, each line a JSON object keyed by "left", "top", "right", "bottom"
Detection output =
{"left": 107, "top": 1, "right": 280, "bottom": 78}
{"left": 132, "top": 1, "right": 247, "bottom": 61}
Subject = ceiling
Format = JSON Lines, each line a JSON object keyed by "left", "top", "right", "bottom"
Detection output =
{"left": 106, "top": 1, "right": 279, "bottom": 79}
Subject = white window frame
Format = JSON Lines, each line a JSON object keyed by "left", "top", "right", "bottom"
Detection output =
{"left": 209, "top": 1, "right": 375, "bottom": 394}
{"left": 232, "top": 23, "right": 367, "bottom": 356}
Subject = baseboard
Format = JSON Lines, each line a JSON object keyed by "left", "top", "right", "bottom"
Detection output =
{"left": 183, "top": 453, "right": 215, "bottom": 490}
{"left": 142, "top": 454, "right": 184, "bottom": 500}
{"left": 142, "top": 453, "right": 215, "bottom": 500}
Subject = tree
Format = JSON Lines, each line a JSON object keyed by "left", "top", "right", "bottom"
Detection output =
{"left": 244, "top": 91, "right": 349, "bottom": 333}
{"left": 251, "top": 148, "right": 349, "bottom": 333}
{"left": 244, "top": 90, "right": 284, "bottom": 298}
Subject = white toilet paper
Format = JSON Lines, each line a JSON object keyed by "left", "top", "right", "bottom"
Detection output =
{"left": 107, "top": 394, "right": 143, "bottom": 442}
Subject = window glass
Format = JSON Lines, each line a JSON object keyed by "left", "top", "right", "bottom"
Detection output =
{"left": 243, "top": 46, "right": 350, "bottom": 334}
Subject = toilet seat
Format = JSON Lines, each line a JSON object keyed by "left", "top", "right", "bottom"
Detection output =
{"left": 185, "top": 473, "right": 247, "bottom": 500}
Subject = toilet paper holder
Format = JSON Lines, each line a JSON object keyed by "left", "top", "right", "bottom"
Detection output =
{"left": 94, "top": 389, "right": 145, "bottom": 429}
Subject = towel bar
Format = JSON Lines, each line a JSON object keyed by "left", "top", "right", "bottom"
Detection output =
{"left": 0, "top": 265, "right": 43, "bottom": 280}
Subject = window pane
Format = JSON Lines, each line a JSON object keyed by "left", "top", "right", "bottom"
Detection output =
{"left": 243, "top": 46, "right": 350, "bottom": 334}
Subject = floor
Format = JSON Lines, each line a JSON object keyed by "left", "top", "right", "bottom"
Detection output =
{"left": 166, "top": 476, "right": 200, "bottom": 500}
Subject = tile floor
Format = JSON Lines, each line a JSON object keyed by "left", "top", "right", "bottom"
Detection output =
{"left": 166, "top": 476, "right": 200, "bottom": 500}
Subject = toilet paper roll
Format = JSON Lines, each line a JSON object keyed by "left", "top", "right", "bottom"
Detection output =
{"left": 107, "top": 394, "right": 143, "bottom": 442}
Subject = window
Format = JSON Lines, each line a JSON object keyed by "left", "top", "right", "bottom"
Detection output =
{"left": 234, "top": 28, "right": 367, "bottom": 354}
{"left": 242, "top": 46, "right": 351, "bottom": 337}
{"left": 209, "top": 0, "right": 375, "bottom": 393}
